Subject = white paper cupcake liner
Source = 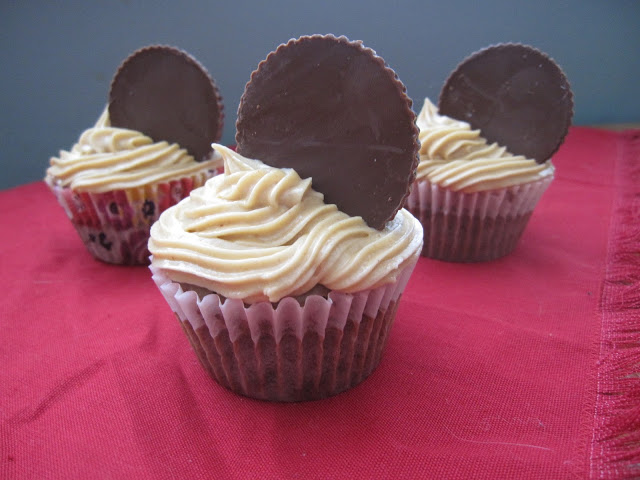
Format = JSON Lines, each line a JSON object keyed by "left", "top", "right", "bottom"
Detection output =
{"left": 405, "top": 176, "right": 553, "bottom": 262}
{"left": 150, "top": 257, "right": 418, "bottom": 402}
{"left": 48, "top": 171, "right": 213, "bottom": 265}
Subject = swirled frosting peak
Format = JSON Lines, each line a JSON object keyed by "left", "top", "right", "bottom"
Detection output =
{"left": 149, "top": 145, "right": 423, "bottom": 303}
{"left": 416, "top": 98, "right": 554, "bottom": 192}
{"left": 45, "top": 108, "right": 221, "bottom": 192}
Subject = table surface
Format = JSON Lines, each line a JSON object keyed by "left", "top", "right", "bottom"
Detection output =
{"left": 2, "top": 127, "right": 639, "bottom": 480}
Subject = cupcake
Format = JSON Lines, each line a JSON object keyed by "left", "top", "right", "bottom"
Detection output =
{"left": 405, "top": 44, "right": 573, "bottom": 262}
{"left": 45, "top": 46, "right": 224, "bottom": 265}
{"left": 149, "top": 35, "right": 423, "bottom": 401}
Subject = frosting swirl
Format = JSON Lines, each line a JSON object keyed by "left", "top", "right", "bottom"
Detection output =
{"left": 415, "top": 98, "right": 554, "bottom": 192}
{"left": 45, "top": 108, "right": 221, "bottom": 192}
{"left": 149, "top": 145, "right": 423, "bottom": 303}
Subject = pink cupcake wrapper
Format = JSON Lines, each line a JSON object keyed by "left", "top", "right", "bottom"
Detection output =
{"left": 406, "top": 176, "right": 553, "bottom": 262}
{"left": 150, "top": 258, "right": 417, "bottom": 402}
{"left": 48, "top": 170, "right": 215, "bottom": 265}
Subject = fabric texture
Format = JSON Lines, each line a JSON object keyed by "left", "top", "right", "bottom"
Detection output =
{"left": 1, "top": 127, "right": 638, "bottom": 479}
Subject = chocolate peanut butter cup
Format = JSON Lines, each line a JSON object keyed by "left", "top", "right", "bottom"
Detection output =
{"left": 109, "top": 45, "right": 224, "bottom": 161}
{"left": 439, "top": 43, "right": 573, "bottom": 163}
{"left": 236, "top": 34, "right": 419, "bottom": 230}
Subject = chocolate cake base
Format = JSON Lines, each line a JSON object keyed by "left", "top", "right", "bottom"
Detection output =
{"left": 404, "top": 177, "right": 553, "bottom": 263}
{"left": 151, "top": 259, "right": 417, "bottom": 402}
{"left": 179, "top": 298, "right": 399, "bottom": 402}
{"left": 415, "top": 210, "right": 533, "bottom": 262}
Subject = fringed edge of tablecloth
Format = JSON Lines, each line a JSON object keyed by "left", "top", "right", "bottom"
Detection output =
{"left": 590, "top": 130, "right": 640, "bottom": 480}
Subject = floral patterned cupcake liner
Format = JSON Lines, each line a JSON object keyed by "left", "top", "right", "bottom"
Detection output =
{"left": 48, "top": 171, "right": 214, "bottom": 265}
{"left": 150, "top": 257, "right": 418, "bottom": 402}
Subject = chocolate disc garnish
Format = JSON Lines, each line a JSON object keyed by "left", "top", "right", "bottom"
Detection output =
{"left": 439, "top": 43, "right": 573, "bottom": 163}
{"left": 236, "top": 35, "right": 419, "bottom": 230}
{"left": 109, "top": 45, "right": 224, "bottom": 161}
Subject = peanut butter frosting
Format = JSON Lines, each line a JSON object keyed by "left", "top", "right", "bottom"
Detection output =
{"left": 149, "top": 145, "right": 423, "bottom": 303}
{"left": 416, "top": 99, "right": 554, "bottom": 192}
{"left": 45, "top": 108, "right": 221, "bottom": 192}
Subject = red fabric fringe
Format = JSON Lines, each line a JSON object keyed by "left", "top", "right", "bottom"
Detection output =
{"left": 591, "top": 130, "right": 640, "bottom": 479}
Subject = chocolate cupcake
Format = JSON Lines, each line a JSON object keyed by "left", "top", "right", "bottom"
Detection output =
{"left": 45, "top": 46, "right": 224, "bottom": 265}
{"left": 149, "top": 35, "right": 423, "bottom": 401}
{"left": 405, "top": 43, "right": 573, "bottom": 262}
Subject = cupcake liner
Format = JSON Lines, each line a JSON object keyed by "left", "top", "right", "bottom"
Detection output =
{"left": 48, "top": 171, "right": 215, "bottom": 265}
{"left": 406, "top": 176, "right": 553, "bottom": 262}
{"left": 150, "top": 258, "right": 418, "bottom": 402}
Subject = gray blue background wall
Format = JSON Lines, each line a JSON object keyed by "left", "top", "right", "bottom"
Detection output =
{"left": 2, "top": 0, "right": 639, "bottom": 190}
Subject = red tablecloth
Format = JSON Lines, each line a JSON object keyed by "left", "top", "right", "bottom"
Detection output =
{"left": 2, "top": 127, "right": 639, "bottom": 479}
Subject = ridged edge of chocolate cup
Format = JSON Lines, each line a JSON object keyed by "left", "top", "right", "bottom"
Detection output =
{"left": 109, "top": 45, "right": 224, "bottom": 161}
{"left": 439, "top": 43, "right": 574, "bottom": 163}
{"left": 235, "top": 34, "right": 419, "bottom": 230}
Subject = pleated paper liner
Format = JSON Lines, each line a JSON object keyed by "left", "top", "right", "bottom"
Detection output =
{"left": 150, "top": 258, "right": 418, "bottom": 402}
{"left": 406, "top": 176, "right": 553, "bottom": 262}
{"left": 48, "top": 170, "right": 214, "bottom": 265}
